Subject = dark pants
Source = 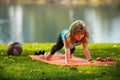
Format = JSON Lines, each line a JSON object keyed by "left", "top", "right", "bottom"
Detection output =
{"left": 50, "top": 33, "right": 75, "bottom": 55}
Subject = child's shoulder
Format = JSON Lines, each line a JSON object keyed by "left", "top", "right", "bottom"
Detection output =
{"left": 61, "top": 28, "right": 69, "bottom": 34}
{"left": 61, "top": 28, "right": 69, "bottom": 39}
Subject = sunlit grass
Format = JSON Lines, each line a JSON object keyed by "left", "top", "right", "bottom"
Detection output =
{"left": 0, "top": 43, "right": 120, "bottom": 80}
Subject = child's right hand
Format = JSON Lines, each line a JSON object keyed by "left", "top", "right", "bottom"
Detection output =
{"left": 65, "top": 61, "right": 69, "bottom": 64}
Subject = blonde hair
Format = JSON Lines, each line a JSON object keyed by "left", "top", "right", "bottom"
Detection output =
{"left": 67, "top": 20, "right": 89, "bottom": 44}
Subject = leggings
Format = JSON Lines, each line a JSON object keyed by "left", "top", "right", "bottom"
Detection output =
{"left": 50, "top": 33, "right": 75, "bottom": 55}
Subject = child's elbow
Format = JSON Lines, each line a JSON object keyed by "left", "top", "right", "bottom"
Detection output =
{"left": 65, "top": 48, "right": 70, "bottom": 54}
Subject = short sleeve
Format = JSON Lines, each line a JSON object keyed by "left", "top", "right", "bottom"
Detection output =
{"left": 61, "top": 29, "right": 68, "bottom": 41}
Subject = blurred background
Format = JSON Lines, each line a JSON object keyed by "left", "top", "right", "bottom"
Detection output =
{"left": 0, "top": 0, "right": 120, "bottom": 43}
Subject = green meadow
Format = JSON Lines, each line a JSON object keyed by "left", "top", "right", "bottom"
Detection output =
{"left": 0, "top": 43, "right": 120, "bottom": 80}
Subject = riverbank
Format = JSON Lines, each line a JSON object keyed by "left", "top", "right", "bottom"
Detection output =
{"left": 0, "top": 0, "right": 120, "bottom": 7}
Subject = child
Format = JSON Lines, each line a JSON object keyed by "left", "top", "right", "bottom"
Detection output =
{"left": 46, "top": 20, "right": 92, "bottom": 64}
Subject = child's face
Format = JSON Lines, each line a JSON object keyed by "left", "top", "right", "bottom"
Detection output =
{"left": 73, "top": 31, "right": 84, "bottom": 41}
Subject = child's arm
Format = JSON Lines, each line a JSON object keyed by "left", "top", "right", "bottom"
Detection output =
{"left": 82, "top": 43, "right": 92, "bottom": 60}
{"left": 64, "top": 39, "right": 70, "bottom": 64}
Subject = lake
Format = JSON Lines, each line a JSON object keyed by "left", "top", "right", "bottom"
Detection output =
{"left": 0, "top": 4, "right": 120, "bottom": 43}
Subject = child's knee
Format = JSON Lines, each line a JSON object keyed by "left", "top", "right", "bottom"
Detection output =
{"left": 70, "top": 47, "right": 75, "bottom": 54}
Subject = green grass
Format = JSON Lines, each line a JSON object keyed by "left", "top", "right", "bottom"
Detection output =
{"left": 0, "top": 43, "right": 120, "bottom": 80}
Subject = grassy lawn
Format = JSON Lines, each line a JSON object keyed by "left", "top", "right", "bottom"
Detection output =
{"left": 0, "top": 43, "right": 120, "bottom": 80}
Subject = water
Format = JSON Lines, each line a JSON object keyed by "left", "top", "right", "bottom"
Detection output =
{"left": 0, "top": 4, "right": 120, "bottom": 43}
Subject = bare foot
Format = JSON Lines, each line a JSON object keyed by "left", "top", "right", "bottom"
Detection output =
{"left": 45, "top": 53, "right": 52, "bottom": 60}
